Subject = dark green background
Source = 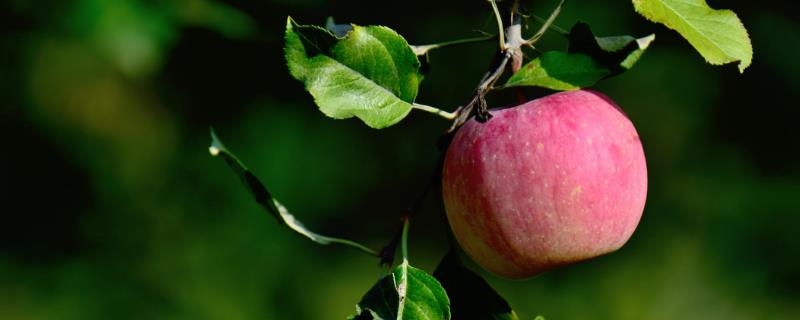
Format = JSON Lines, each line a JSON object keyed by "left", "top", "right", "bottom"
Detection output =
{"left": 2, "top": 0, "right": 798, "bottom": 318}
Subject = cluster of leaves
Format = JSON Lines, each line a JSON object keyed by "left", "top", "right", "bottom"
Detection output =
{"left": 283, "top": 0, "right": 752, "bottom": 129}
{"left": 211, "top": 0, "right": 753, "bottom": 318}
{"left": 503, "top": 22, "right": 656, "bottom": 91}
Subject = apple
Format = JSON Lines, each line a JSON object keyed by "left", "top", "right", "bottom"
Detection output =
{"left": 442, "top": 90, "right": 647, "bottom": 279}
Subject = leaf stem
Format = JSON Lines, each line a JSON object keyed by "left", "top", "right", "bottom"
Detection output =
{"left": 327, "top": 239, "right": 380, "bottom": 256}
{"left": 411, "top": 35, "right": 497, "bottom": 56}
{"left": 401, "top": 216, "right": 410, "bottom": 262}
{"left": 413, "top": 103, "right": 456, "bottom": 120}
{"left": 531, "top": 14, "right": 568, "bottom": 35}
{"left": 525, "top": 0, "right": 566, "bottom": 45}
{"left": 488, "top": 0, "right": 506, "bottom": 50}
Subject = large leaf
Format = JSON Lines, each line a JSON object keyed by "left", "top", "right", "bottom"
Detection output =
{"left": 632, "top": 0, "right": 752, "bottom": 72}
{"left": 284, "top": 17, "right": 423, "bottom": 128}
{"left": 503, "top": 51, "right": 610, "bottom": 91}
{"left": 433, "top": 251, "right": 519, "bottom": 320}
{"left": 208, "top": 129, "right": 377, "bottom": 256}
{"left": 568, "top": 22, "right": 655, "bottom": 73}
{"left": 352, "top": 261, "right": 451, "bottom": 320}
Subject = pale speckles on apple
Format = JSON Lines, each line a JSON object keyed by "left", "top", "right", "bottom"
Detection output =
{"left": 570, "top": 186, "right": 583, "bottom": 199}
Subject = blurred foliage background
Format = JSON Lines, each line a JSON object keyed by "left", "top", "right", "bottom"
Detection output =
{"left": 1, "top": 0, "right": 799, "bottom": 319}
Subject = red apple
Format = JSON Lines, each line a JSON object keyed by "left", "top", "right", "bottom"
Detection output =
{"left": 442, "top": 90, "right": 647, "bottom": 279}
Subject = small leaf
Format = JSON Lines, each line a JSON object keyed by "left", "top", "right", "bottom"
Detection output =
{"left": 568, "top": 22, "right": 655, "bottom": 73}
{"left": 352, "top": 273, "right": 399, "bottom": 319}
{"left": 352, "top": 219, "right": 450, "bottom": 319}
{"left": 632, "top": 0, "right": 753, "bottom": 72}
{"left": 284, "top": 17, "right": 423, "bottom": 128}
{"left": 433, "top": 251, "right": 519, "bottom": 320}
{"left": 503, "top": 51, "right": 610, "bottom": 91}
{"left": 353, "top": 261, "right": 451, "bottom": 320}
{"left": 209, "top": 129, "right": 378, "bottom": 256}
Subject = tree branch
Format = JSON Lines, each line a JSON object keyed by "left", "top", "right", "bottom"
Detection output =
{"left": 447, "top": 0, "right": 524, "bottom": 133}
{"left": 379, "top": 159, "right": 442, "bottom": 266}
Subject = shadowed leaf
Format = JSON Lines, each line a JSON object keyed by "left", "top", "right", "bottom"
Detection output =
{"left": 433, "top": 251, "right": 519, "bottom": 320}
{"left": 568, "top": 22, "right": 655, "bottom": 73}
{"left": 209, "top": 129, "right": 377, "bottom": 256}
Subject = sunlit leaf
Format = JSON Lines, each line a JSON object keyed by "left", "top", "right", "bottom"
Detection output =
{"left": 352, "top": 261, "right": 450, "bottom": 320}
{"left": 284, "top": 17, "right": 423, "bottom": 129}
{"left": 503, "top": 51, "right": 610, "bottom": 91}
{"left": 632, "top": 0, "right": 752, "bottom": 72}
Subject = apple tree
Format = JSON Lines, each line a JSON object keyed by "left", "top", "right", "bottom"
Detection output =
{"left": 210, "top": 0, "right": 752, "bottom": 318}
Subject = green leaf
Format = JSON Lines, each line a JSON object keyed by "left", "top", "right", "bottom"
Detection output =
{"left": 396, "top": 263, "right": 450, "bottom": 320}
{"left": 208, "top": 129, "right": 378, "bottom": 256}
{"left": 632, "top": 0, "right": 753, "bottom": 72}
{"left": 433, "top": 251, "right": 519, "bottom": 320}
{"left": 352, "top": 261, "right": 451, "bottom": 320}
{"left": 568, "top": 22, "right": 655, "bottom": 73}
{"left": 350, "top": 273, "right": 398, "bottom": 320}
{"left": 351, "top": 219, "right": 450, "bottom": 320}
{"left": 284, "top": 17, "right": 423, "bottom": 129}
{"left": 503, "top": 51, "right": 610, "bottom": 91}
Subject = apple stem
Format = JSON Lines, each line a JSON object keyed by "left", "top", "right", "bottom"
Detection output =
{"left": 448, "top": 0, "right": 525, "bottom": 132}
{"left": 447, "top": 0, "right": 568, "bottom": 132}
{"left": 448, "top": 51, "right": 510, "bottom": 131}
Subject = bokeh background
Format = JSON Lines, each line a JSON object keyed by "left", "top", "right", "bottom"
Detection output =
{"left": 2, "top": 0, "right": 799, "bottom": 319}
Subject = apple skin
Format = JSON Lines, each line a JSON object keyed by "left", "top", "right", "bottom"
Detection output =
{"left": 442, "top": 90, "right": 647, "bottom": 279}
